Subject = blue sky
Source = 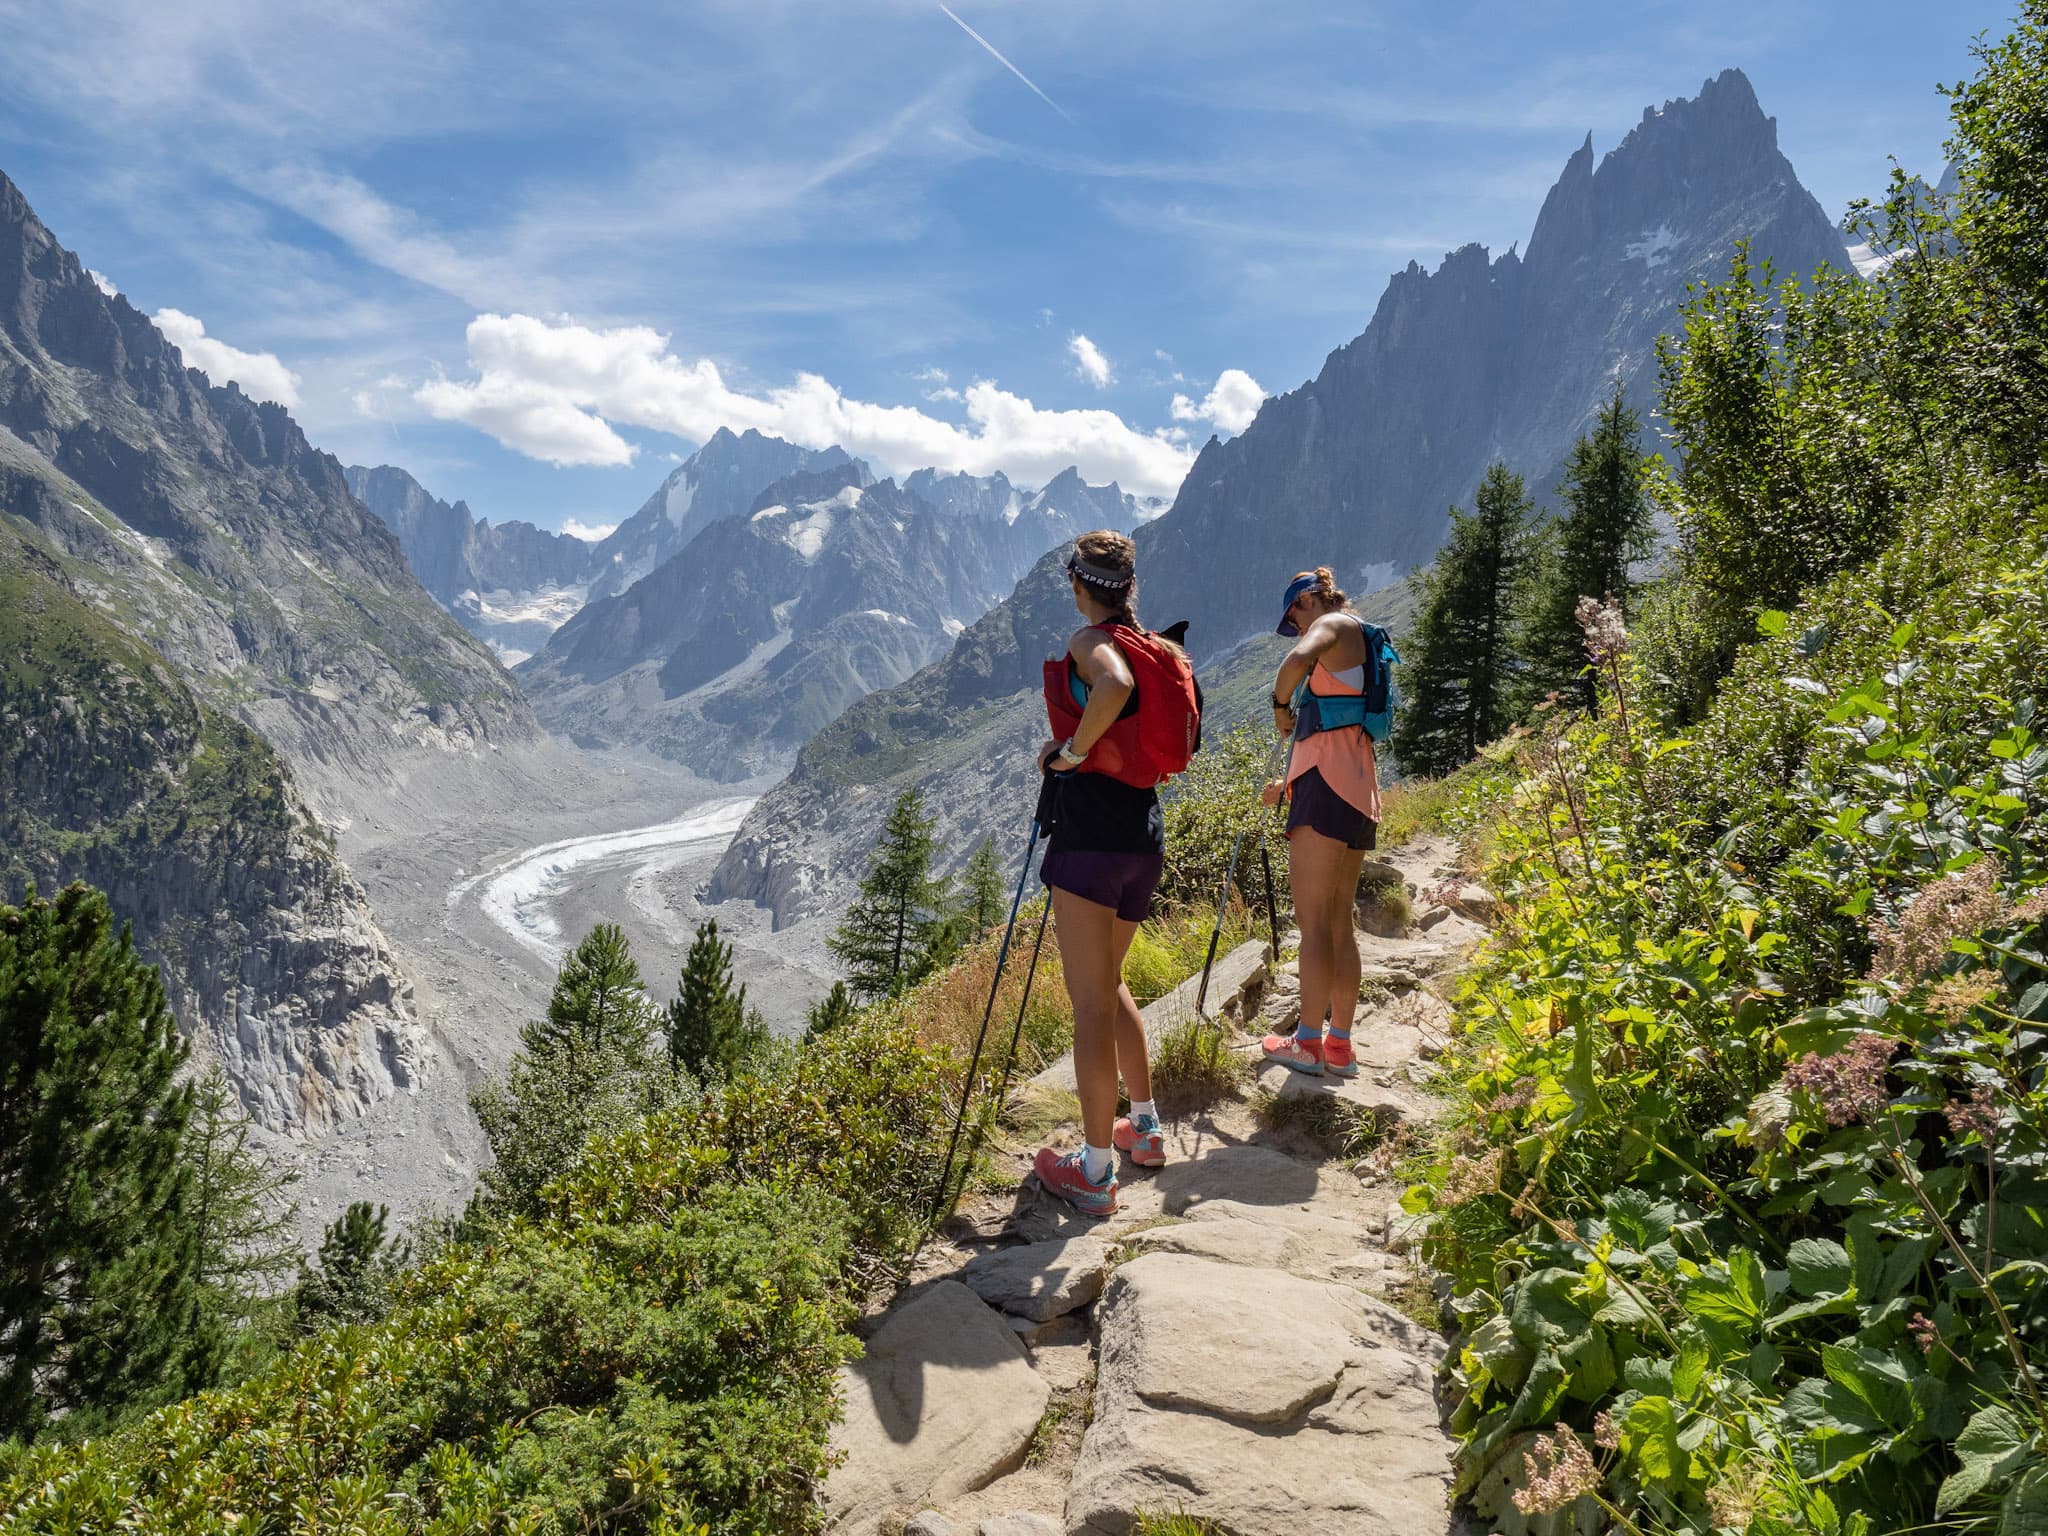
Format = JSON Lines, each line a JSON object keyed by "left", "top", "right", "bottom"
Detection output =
{"left": 0, "top": 0, "right": 2014, "bottom": 535}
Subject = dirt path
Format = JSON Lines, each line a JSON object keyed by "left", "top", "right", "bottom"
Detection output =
{"left": 823, "top": 833, "right": 1492, "bottom": 1536}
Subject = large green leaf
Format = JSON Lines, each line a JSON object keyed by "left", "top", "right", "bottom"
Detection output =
{"left": 1624, "top": 1394, "right": 1690, "bottom": 1486}
{"left": 1937, "top": 1404, "right": 2036, "bottom": 1516}
{"left": 1787, "top": 1237, "right": 1854, "bottom": 1298}
{"left": 1778, "top": 1377, "right": 1885, "bottom": 1481}
{"left": 1684, "top": 1249, "right": 1767, "bottom": 1332}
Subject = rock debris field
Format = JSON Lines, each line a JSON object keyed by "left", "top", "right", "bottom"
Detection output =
{"left": 826, "top": 835, "right": 1493, "bottom": 1536}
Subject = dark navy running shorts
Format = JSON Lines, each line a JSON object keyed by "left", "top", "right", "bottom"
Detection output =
{"left": 1285, "top": 766, "right": 1378, "bottom": 851}
{"left": 1040, "top": 849, "right": 1165, "bottom": 922}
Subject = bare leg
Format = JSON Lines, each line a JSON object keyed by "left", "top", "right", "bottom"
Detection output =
{"left": 1288, "top": 825, "right": 1348, "bottom": 1037}
{"left": 1325, "top": 848, "right": 1369, "bottom": 1034}
{"left": 1108, "top": 918, "right": 1150, "bottom": 1104}
{"left": 1053, "top": 884, "right": 1122, "bottom": 1150}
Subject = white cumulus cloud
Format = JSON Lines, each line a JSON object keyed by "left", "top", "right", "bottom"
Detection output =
{"left": 154, "top": 308, "right": 303, "bottom": 408}
{"left": 416, "top": 313, "right": 1194, "bottom": 498}
{"left": 1170, "top": 368, "right": 1266, "bottom": 435}
{"left": 1067, "top": 333, "right": 1112, "bottom": 389}
{"left": 88, "top": 269, "right": 119, "bottom": 297}
{"left": 559, "top": 519, "right": 618, "bottom": 542}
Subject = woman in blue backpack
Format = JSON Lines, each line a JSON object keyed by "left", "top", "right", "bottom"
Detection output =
{"left": 1260, "top": 567, "right": 1384, "bottom": 1079}
{"left": 1030, "top": 529, "right": 1187, "bottom": 1216}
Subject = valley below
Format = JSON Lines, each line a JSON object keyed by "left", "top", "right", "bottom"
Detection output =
{"left": 272, "top": 738, "right": 839, "bottom": 1236}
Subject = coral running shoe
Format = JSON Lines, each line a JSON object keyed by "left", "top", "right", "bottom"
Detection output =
{"left": 1033, "top": 1147, "right": 1119, "bottom": 1216}
{"left": 1262, "top": 1032, "right": 1325, "bottom": 1075}
{"left": 1113, "top": 1112, "right": 1167, "bottom": 1168}
{"left": 1322, "top": 1035, "right": 1359, "bottom": 1078}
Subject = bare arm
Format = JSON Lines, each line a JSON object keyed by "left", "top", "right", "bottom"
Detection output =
{"left": 1042, "top": 627, "right": 1134, "bottom": 771}
{"left": 1270, "top": 612, "right": 1353, "bottom": 732}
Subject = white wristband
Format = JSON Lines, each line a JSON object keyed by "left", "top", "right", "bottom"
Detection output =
{"left": 1056, "top": 738, "right": 1089, "bottom": 766}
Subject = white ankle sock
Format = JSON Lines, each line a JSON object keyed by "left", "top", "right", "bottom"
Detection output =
{"left": 1128, "top": 1099, "right": 1156, "bottom": 1123}
{"left": 1082, "top": 1143, "right": 1114, "bottom": 1182}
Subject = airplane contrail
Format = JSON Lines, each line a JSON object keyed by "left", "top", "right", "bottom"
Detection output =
{"left": 937, "top": 3, "right": 1074, "bottom": 124}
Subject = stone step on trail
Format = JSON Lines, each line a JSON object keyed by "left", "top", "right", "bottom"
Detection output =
{"left": 1065, "top": 1252, "right": 1455, "bottom": 1536}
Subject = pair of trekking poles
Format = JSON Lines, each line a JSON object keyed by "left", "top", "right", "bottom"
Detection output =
{"left": 925, "top": 740, "right": 1293, "bottom": 1228}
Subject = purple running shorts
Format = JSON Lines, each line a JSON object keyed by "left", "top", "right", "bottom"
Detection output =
{"left": 1040, "top": 849, "right": 1165, "bottom": 922}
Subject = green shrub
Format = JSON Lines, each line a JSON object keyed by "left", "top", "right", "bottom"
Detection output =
{"left": 1122, "top": 901, "right": 1256, "bottom": 1007}
{"left": 1402, "top": 518, "right": 2048, "bottom": 1532}
{"left": 0, "top": 1014, "right": 955, "bottom": 1534}
{"left": 1160, "top": 720, "right": 1289, "bottom": 920}
{"left": 0, "top": 1183, "right": 855, "bottom": 1535}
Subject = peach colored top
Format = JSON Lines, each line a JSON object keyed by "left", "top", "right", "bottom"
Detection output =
{"left": 1286, "top": 659, "right": 1383, "bottom": 824}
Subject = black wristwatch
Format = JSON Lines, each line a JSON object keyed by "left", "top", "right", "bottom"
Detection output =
{"left": 1272, "top": 695, "right": 1292, "bottom": 710}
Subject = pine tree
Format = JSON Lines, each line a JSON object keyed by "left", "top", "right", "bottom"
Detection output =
{"left": 295, "top": 1202, "right": 397, "bottom": 1329}
{"left": 184, "top": 1067, "right": 301, "bottom": 1335}
{"left": 470, "top": 924, "right": 675, "bottom": 1221}
{"left": 531, "top": 922, "right": 653, "bottom": 1056}
{"left": 804, "top": 980, "right": 857, "bottom": 1040}
{"left": 0, "top": 884, "right": 211, "bottom": 1439}
{"left": 1391, "top": 463, "right": 1540, "bottom": 778}
{"left": 665, "top": 918, "right": 757, "bottom": 1078}
{"left": 954, "top": 837, "right": 1007, "bottom": 940}
{"left": 1519, "top": 390, "right": 1656, "bottom": 709}
{"left": 828, "top": 788, "right": 944, "bottom": 1000}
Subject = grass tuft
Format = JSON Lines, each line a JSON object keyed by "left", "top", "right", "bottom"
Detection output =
{"left": 1148, "top": 1017, "right": 1245, "bottom": 1113}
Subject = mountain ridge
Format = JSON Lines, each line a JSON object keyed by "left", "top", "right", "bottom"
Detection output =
{"left": 710, "top": 67, "right": 1858, "bottom": 923}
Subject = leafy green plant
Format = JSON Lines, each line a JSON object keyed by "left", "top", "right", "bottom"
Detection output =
{"left": 1150, "top": 1017, "right": 1245, "bottom": 1113}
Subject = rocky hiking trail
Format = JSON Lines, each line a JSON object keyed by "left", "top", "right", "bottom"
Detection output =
{"left": 825, "top": 834, "right": 1496, "bottom": 1536}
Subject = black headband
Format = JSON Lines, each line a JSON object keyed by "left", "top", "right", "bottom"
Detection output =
{"left": 1068, "top": 553, "right": 1133, "bottom": 590}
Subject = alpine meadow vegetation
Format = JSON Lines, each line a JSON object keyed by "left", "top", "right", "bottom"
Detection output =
{"left": 1400, "top": 13, "right": 2048, "bottom": 1533}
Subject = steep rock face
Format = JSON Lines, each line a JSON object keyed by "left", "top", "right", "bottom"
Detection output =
{"left": 711, "top": 70, "right": 1852, "bottom": 923}
{"left": 585, "top": 427, "right": 858, "bottom": 601}
{"left": 345, "top": 463, "right": 600, "bottom": 663}
{"left": 0, "top": 170, "right": 534, "bottom": 792}
{"left": 0, "top": 168, "right": 519, "bottom": 1134}
{"left": 0, "top": 525, "right": 423, "bottom": 1136}
{"left": 520, "top": 465, "right": 1069, "bottom": 780}
{"left": 1137, "top": 68, "right": 1850, "bottom": 650}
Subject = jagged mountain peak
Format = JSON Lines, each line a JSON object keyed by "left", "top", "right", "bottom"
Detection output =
{"left": 747, "top": 459, "right": 870, "bottom": 515}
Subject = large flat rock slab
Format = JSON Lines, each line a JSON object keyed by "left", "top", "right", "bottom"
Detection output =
{"left": 826, "top": 1281, "right": 1051, "bottom": 1535}
{"left": 1125, "top": 1198, "right": 1369, "bottom": 1279}
{"left": 1066, "top": 1252, "right": 1453, "bottom": 1536}
{"left": 961, "top": 1236, "right": 1110, "bottom": 1322}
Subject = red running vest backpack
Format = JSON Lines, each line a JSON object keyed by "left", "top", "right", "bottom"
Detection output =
{"left": 1042, "top": 622, "right": 1202, "bottom": 788}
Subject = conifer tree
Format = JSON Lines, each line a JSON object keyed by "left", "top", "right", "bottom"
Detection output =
{"left": 0, "top": 884, "right": 210, "bottom": 1439}
{"left": 1519, "top": 390, "right": 1656, "bottom": 709}
{"left": 1391, "top": 463, "right": 1539, "bottom": 777}
{"left": 470, "top": 924, "right": 673, "bottom": 1221}
{"left": 184, "top": 1067, "right": 301, "bottom": 1334}
{"left": 295, "top": 1201, "right": 398, "bottom": 1329}
{"left": 531, "top": 922, "right": 653, "bottom": 1056}
{"left": 954, "top": 837, "right": 1007, "bottom": 940}
{"left": 666, "top": 918, "right": 757, "bottom": 1078}
{"left": 804, "top": 980, "right": 857, "bottom": 1040}
{"left": 828, "top": 788, "right": 943, "bottom": 1000}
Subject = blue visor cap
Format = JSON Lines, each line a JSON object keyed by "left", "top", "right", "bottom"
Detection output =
{"left": 1275, "top": 574, "right": 1319, "bottom": 636}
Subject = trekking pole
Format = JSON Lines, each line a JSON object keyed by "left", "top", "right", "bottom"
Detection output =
{"left": 929, "top": 814, "right": 1041, "bottom": 1227}
{"left": 935, "top": 889, "right": 1054, "bottom": 1222}
{"left": 1259, "top": 737, "right": 1295, "bottom": 962}
{"left": 1195, "top": 819, "right": 1253, "bottom": 1018}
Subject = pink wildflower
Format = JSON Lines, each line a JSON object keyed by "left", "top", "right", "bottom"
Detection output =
{"left": 1782, "top": 1034, "right": 1896, "bottom": 1127}
{"left": 1945, "top": 1082, "right": 2002, "bottom": 1138}
{"left": 1512, "top": 1425, "right": 1600, "bottom": 1517}
{"left": 1575, "top": 596, "right": 1627, "bottom": 667}
{"left": 1870, "top": 861, "right": 2006, "bottom": 981}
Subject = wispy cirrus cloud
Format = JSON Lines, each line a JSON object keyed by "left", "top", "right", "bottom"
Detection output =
{"left": 415, "top": 312, "right": 1193, "bottom": 496}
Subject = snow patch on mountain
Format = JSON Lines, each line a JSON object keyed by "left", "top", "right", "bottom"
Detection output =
{"left": 1625, "top": 224, "right": 1680, "bottom": 268}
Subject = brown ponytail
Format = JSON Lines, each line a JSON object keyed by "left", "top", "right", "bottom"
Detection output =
{"left": 1070, "top": 529, "right": 1139, "bottom": 629}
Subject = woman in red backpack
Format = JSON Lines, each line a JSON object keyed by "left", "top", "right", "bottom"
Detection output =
{"left": 1030, "top": 530, "right": 1179, "bottom": 1216}
{"left": 1259, "top": 567, "right": 1382, "bottom": 1081}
